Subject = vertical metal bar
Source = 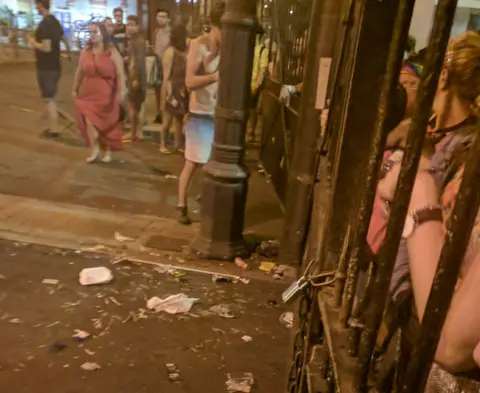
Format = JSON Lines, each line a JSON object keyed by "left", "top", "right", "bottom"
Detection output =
{"left": 354, "top": 0, "right": 458, "bottom": 391}
{"left": 338, "top": 0, "right": 416, "bottom": 327}
{"left": 279, "top": 0, "right": 343, "bottom": 266}
{"left": 400, "top": 142, "right": 480, "bottom": 388}
{"left": 319, "top": 0, "right": 400, "bottom": 274}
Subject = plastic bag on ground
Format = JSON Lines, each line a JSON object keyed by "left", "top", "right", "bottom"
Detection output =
{"left": 226, "top": 373, "right": 254, "bottom": 392}
{"left": 147, "top": 293, "right": 198, "bottom": 314}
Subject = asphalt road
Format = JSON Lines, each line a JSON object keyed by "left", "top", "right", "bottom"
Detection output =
{"left": 0, "top": 240, "right": 291, "bottom": 393}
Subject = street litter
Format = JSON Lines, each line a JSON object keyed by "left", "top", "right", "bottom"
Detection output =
{"left": 81, "top": 362, "right": 101, "bottom": 371}
{"left": 147, "top": 293, "right": 198, "bottom": 314}
{"left": 115, "top": 257, "right": 247, "bottom": 283}
{"left": 257, "top": 239, "right": 279, "bottom": 258}
{"left": 114, "top": 231, "right": 135, "bottom": 243}
{"left": 226, "top": 373, "right": 254, "bottom": 393}
{"left": 85, "top": 349, "right": 95, "bottom": 356}
{"left": 165, "top": 363, "right": 181, "bottom": 381}
{"left": 259, "top": 262, "right": 276, "bottom": 273}
{"left": 79, "top": 267, "right": 114, "bottom": 286}
{"left": 280, "top": 312, "right": 294, "bottom": 329}
{"left": 8, "top": 318, "right": 21, "bottom": 324}
{"left": 210, "top": 304, "right": 237, "bottom": 319}
{"left": 241, "top": 335, "right": 252, "bottom": 343}
{"left": 42, "top": 278, "right": 59, "bottom": 285}
{"left": 272, "top": 265, "right": 296, "bottom": 280}
{"left": 81, "top": 244, "right": 106, "bottom": 252}
{"left": 165, "top": 174, "right": 179, "bottom": 180}
{"left": 234, "top": 257, "right": 249, "bottom": 270}
{"left": 73, "top": 329, "right": 91, "bottom": 342}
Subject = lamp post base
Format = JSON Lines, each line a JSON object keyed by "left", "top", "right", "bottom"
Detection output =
{"left": 190, "top": 168, "right": 250, "bottom": 261}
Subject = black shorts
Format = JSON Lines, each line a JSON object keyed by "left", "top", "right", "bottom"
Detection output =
{"left": 37, "top": 69, "right": 61, "bottom": 100}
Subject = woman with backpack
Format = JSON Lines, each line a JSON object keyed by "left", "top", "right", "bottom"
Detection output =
{"left": 159, "top": 23, "right": 189, "bottom": 154}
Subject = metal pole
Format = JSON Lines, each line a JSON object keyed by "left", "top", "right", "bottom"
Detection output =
{"left": 354, "top": 0, "right": 458, "bottom": 390}
{"left": 279, "top": 0, "right": 343, "bottom": 266}
{"left": 191, "top": 0, "right": 257, "bottom": 260}
{"left": 339, "top": 0, "right": 416, "bottom": 328}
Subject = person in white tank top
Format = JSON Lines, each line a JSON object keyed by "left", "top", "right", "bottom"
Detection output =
{"left": 176, "top": 1, "right": 225, "bottom": 225}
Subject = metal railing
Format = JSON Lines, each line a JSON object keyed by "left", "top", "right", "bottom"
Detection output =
{"left": 282, "top": 0, "right": 480, "bottom": 392}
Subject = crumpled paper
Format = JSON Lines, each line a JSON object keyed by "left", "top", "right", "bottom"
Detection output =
{"left": 226, "top": 373, "right": 254, "bottom": 392}
{"left": 147, "top": 293, "right": 199, "bottom": 314}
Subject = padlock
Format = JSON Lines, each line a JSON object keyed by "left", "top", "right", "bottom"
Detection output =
{"left": 282, "top": 276, "right": 309, "bottom": 304}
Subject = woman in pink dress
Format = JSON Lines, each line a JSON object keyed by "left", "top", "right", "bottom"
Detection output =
{"left": 72, "top": 23, "right": 126, "bottom": 163}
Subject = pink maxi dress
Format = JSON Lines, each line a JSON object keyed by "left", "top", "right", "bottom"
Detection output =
{"left": 75, "top": 51, "right": 123, "bottom": 151}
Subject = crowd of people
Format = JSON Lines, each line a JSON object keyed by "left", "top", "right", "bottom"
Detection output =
{"left": 27, "top": 0, "right": 269, "bottom": 225}
{"left": 21, "top": 0, "right": 480, "bottom": 390}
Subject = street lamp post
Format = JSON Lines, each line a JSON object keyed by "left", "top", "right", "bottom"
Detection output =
{"left": 191, "top": 0, "right": 257, "bottom": 260}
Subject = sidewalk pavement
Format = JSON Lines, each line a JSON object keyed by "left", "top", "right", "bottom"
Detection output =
{"left": 0, "top": 62, "right": 284, "bottom": 266}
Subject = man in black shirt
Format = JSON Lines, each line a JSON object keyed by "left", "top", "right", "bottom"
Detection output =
{"left": 112, "top": 8, "right": 127, "bottom": 58}
{"left": 26, "top": 0, "right": 66, "bottom": 137}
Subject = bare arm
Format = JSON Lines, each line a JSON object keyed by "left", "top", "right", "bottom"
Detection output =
{"left": 61, "top": 35, "right": 71, "bottom": 58}
{"left": 72, "top": 50, "right": 86, "bottom": 94}
{"left": 29, "top": 37, "right": 51, "bottom": 53}
{"left": 161, "top": 47, "right": 174, "bottom": 109}
{"left": 186, "top": 39, "right": 218, "bottom": 91}
{"left": 380, "top": 165, "right": 480, "bottom": 371}
{"left": 111, "top": 47, "right": 126, "bottom": 97}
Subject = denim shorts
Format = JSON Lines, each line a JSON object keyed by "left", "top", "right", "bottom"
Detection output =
{"left": 37, "top": 69, "right": 61, "bottom": 100}
{"left": 184, "top": 115, "right": 215, "bottom": 164}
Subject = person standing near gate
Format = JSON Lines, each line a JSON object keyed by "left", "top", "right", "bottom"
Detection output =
{"left": 247, "top": 26, "right": 269, "bottom": 143}
{"left": 25, "top": 0, "right": 65, "bottom": 138}
{"left": 153, "top": 8, "right": 171, "bottom": 124}
{"left": 176, "top": 0, "right": 225, "bottom": 225}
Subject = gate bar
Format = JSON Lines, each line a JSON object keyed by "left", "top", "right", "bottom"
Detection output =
{"left": 279, "top": 0, "right": 342, "bottom": 266}
{"left": 354, "top": 0, "right": 458, "bottom": 390}
{"left": 338, "top": 0, "right": 416, "bottom": 328}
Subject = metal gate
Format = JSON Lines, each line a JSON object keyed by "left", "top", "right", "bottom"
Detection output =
{"left": 280, "top": 0, "right": 480, "bottom": 392}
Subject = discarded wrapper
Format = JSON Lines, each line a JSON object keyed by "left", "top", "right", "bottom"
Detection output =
{"left": 147, "top": 293, "right": 198, "bottom": 314}
{"left": 241, "top": 335, "right": 252, "bottom": 343}
{"left": 210, "top": 304, "right": 237, "bottom": 319}
{"left": 226, "top": 373, "right": 254, "bottom": 393}
{"left": 165, "top": 363, "right": 181, "bottom": 381}
{"left": 79, "top": 267, "right": 114, "bottom": 286}
{"left": 234, "top": 257, "right": 249, "bottom": 270}
{"left": 73, "top": 329, "right": 91, "bottom": 342}
{"left": 279, "top": 312, "right": 294, "bottom": 328}
{"left": 42, "top": 279, "right": 59, "bottom": 285}
{"left": 258, "top": 262, "right": 276, "bottom": 273}
{"left": 81, "top": 362, "right": 101, "bottom": 371}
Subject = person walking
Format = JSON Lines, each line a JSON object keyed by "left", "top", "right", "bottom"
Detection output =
{"left": 112, "top": 7, "right": 127, "bottom": 59}
{"left": 153, "top": 8, "right": 171, "bottom": 124}
{"left": 176, "top": 1, "right": 225, "bottom": 225}
{"left": 25, "top": 0, "right": 68, "bottom": 138}
{"left": 73, "top": 23, "right": 126, "bottom": 163}
{"left": 159, "top": 23, "right": 189, "bottom": 154}
{"left": 123, "top": 15, "right": 147, "bottom": 143}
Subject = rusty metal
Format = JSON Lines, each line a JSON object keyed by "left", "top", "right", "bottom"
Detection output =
{"left": 354, "top": 0, "right": 459, "bottom": 390}
{"left": 339, "top": 0, "right": 415, "bottom": 329}
{"left": 319, "top": 0, "right": 401, "bottom": 274}
{"left": 400, "top": 111, "right": 480, "bottom": 390}
{"left": 191, "top": 0, "right": 257, "bottom": 260}
{"left": 280, "top": 0, "right": 343, "bottom": 266}
{"left": 334, "top": 224, "right": 351, "bottom": 307}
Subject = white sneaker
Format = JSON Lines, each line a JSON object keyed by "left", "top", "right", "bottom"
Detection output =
{"left": 101, "top": 152, "right": 112, "bottom": 163}
{"left": 86, "top": 148, "right": 100, "bottom": 163}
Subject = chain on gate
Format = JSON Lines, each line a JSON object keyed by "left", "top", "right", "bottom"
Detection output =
{"left": 282, "top": 260, "right": 337, "bottom": 392}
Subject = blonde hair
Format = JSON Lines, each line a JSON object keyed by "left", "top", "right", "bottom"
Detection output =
{"left": 445, "top": 31, "right": 480, "bottom": 115}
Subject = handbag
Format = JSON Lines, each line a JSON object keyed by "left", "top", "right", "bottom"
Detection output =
{"left": 92, "top": 52, "right": 126, "bottom": 122}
